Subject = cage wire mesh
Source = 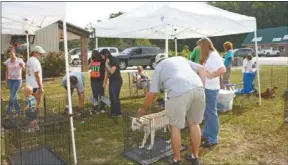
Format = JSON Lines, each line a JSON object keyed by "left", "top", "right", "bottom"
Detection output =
{"left": 284, "top": 89, "right": 288, "bottom": 120}
{"left": 122, "top": 110, "right": 187, "bottom": 165}
{"left": 257, "top": 65, "right": 288, "bottom": 92}
{"left": 2, "top": 115, "right": 71, "bottom": 165}
{"left": 43, "top": 92, "right": 118, "bottom": 132}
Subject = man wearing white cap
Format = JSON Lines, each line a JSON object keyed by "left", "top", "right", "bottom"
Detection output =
{"left": 26, "top": 45, "right": 45, "bottom": 113}
{"left": 138, "top": 54, "right": 206, "bottom": 165}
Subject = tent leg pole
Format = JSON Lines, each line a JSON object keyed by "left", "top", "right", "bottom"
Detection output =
{"left": 63, "top": 12, "right": 78, "bottom": 165}
{"left": 95, "top": 37, "right": 98, "bottom": 49}
{"left": 26, "top": 33, "right": 30, "bottom": 60}
{"left": 175, "top": 38, "right": 177, "bottom": 56}
{"left": 165, "top": 25, "right": 169, "bottom": 55}
{"left": 254, "top": 31, "right": 261, "bottom": 105}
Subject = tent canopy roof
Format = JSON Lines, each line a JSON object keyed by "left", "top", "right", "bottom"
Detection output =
{"left": 2, "top": 2, "right": 65, "bottom": 35}
{"left": 96, "top": 2, "right": 256, "bottom": 39}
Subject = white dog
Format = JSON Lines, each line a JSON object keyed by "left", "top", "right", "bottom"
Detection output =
{"left": 131, "top": 110, "right": 170, "bottom": 150}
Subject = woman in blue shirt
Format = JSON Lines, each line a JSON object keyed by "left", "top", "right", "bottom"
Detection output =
{"left": 222, "top": 42, "right": 234, "bottom": 88}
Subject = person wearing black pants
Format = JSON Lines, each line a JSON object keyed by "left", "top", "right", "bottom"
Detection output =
{"left": 100, "top": 49, "right": 123, "bottom": 117}
{"left": 89, "top": 50, "right": 106, "bottom": 114}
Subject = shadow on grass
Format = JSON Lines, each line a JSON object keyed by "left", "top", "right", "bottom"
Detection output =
{"left": 121, "top": 95, "right": 145, "bottom": 101}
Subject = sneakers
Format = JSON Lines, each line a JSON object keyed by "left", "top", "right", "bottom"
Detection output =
{"left": 100, "top": 110, "right": 105, "bottom": 113}
{"left": 172, "top": 160, "right": 183, "bottom": 165}
{"left": 285, "top": 118, "right": 288, "bottom": 123}
{"left": 91, "top": 105, "right": 101, "bottom": 115}
{"left": 185, "top": 154, "right": 200, "bottom": 165}
{"left": 201, "top": 140, "right": 217, "bottom": 148}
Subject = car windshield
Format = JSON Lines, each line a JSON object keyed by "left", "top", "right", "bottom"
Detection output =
{"left": 121, "top": 48, "right": 133, "bottom": 54}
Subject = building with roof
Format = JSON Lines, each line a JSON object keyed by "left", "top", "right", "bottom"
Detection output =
{"left": 242, "top": 26, "right": 288, "bottom": 56}
{"left": 1, "top": 20, "right": 91, "bottom": 71}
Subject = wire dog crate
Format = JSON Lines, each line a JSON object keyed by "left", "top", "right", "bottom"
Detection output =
{"left": 2, "top": 115, "right": 71, "bottom": 165}
{"left": 42, "top": 93, "right": 117, "bottom": 131}
{"left": 122, "top": 111, "right": 187, "bottom": 165}
{"left": 284, "top": 89, "right": 288, "bottom": 121}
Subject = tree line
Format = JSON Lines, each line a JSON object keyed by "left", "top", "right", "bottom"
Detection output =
{"left": 60, "top": 2, "right": 288, "bottom": 53}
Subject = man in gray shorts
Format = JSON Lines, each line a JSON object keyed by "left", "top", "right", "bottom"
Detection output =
{"left": 138, "top": 54, "right": 206, "bottom": 165}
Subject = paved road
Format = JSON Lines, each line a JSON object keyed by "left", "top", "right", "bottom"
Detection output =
{"left": 69, "top": 57, "right": 288, "bottom": 72}
{"left": 254, "top": 57, "right": 288, "bottom": 66}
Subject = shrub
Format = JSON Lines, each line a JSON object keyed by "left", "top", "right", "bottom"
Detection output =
{"left": 41, "top": 52, "right": 66, "bottom": 78}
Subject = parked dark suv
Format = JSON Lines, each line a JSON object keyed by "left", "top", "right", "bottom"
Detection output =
{"left": 116, "top": 46, "right": 163, "bottom": 70}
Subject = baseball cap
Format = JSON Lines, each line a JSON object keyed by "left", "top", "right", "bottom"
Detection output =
{"left": 155, "top": 53, "right": 168, "bottom": 64}
{"left": 31, "top": 46, "right": 46, "bottom": 54}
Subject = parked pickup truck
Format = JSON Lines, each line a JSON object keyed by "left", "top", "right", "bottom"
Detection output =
{"left": 259, "top": 47, "right": 280, "bottom": 56}
{"left": 116, "top": 46, "right": 163, "bottom": 70}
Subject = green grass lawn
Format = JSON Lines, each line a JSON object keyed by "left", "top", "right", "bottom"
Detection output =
{"left": 1, "top": 65, "right": 288, "bottom": 165}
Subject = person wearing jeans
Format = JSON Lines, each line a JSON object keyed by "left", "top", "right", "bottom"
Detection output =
{"left": 5, "top": 50, "right": 25, "bottom": 116}
{"left": 109, "top": 81, "right": 122, "bottom": 115}
{"left": 198, "top": 37, "right": 226, "bottom": 148}
{"left": 100, "top": 49, "right": 123, "bottom": 117}
{"left": 89, "top": 50, "right": 107, "bottom": 114}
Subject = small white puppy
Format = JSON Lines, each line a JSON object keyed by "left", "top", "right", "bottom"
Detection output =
{"left": 131, "top": 110, "right": 170, "bottom": 150}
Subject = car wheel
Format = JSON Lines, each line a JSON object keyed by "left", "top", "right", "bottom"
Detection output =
{"left": 142, "top": 65, "right": 147, "bottom": 69}
{"left": 119, "top": 61, "right": 127, "bottom": 70}
{"left": 72, "top": 59, "right": 79, "bottom": 65}
{"left": 150, "top": 60, "right": 156, "bottom": 70}
{"left": 266, "top": 53, "right": 270, "bottom": 56}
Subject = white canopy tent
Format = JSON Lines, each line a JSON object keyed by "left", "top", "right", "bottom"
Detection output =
{"left": 2, "top": 2, "right": 78, "bottom": 164}
{"left": 95, "top": 2, "right": 262, "bottom": 104}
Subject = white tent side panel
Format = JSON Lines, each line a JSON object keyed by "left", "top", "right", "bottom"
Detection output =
{"left": 34, "top": 23, "right": 59, "bottom": 52}
{"left": 1, "top": 34, "right": 12, "bottom": 54}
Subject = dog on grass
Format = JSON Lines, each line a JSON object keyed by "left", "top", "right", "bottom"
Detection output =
{"left": 255, "top": 86, "right": 278, "bottom": 99}
{"left": 131, "top": 110, "right": 170, "bottom": 150}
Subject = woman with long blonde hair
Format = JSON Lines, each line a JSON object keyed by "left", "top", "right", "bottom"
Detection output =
{"left": 198, "top": 38, "right": 226, "bottom": 148}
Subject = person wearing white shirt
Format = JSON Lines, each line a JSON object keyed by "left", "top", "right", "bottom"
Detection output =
{"left": 242, "top": 54, "right": 256, "bottom": 73}
{"left": 198, "top": 38, "right": 226, "bottom": 148}
{"left": 26, "top": 46, "right": 45, "bottom": 112}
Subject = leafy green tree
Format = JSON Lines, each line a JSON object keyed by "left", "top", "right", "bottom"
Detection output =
{"left": 135, "top": 39, "right": 152, "bottom": 46}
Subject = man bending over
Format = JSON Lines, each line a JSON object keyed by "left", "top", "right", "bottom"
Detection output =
{"left": 62, "top": 72, "right": 88, "bottom": 118}
{"left": 138, "top": 54, "right": 206, "bottom": 165}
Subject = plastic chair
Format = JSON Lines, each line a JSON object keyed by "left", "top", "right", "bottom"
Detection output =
{"left": 129, "top": 72, "right": 150, "bottom": 97}
{"left": 225, "top": 72, "right": 257, "bottom": 107}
